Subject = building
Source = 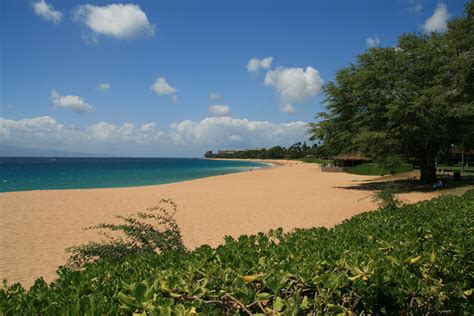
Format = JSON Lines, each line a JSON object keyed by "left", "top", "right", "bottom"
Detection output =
{"left": 332, "top": 153, "right": 370, "bottom": 168}
{"left": 320, "top": 152, "right": 370, "bottom": 172}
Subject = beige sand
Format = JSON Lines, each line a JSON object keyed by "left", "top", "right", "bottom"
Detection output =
{"left": 0, "top": 161, "right": 438, "bottom": 287}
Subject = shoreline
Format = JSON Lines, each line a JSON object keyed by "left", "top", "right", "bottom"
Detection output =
{"left": 0, "top": 158, "right": 277, "bottom": 194}
{"left": 205, "top": 157, "right": 288, "bottom": 169}
{"left": 0, "top": 160, "right": 438, "bottom": 287}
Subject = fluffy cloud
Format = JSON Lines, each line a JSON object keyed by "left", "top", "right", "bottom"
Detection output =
{"left": 33, "top": 0, "right": 63, "bottom": 23}
{"left": 86, "top": 121, "right": 163, "bottom": 144}
{"left": 169, "top": 116, "right": 309, "bottom": 148}
{"left": 97, "top": 83, "right": 112, "bottom": 91}
{"left": 151, "top": 77, "right": 177, "bottom": 99}
{"left": 73, "top": 3, "right": 155, "bottom": 40}
{"left": 264, "top": 66, "right": 323, "bottom": 113}
{"left": 209, "top": 92, "right": 220, "bottom": 100}
{"left": 1, "top": 116, "right": 309, "bottom": 153}
{"left": 366, "top": 35, "right": 380, "bottom": 48}
{"left": 50, "top": 89, "right": 94, "bottom": 113}
{"left": 0, "top": 116, "right": 88, "bottom": 146}
{"left": 247, "top": 57, "right": 273, "bottom": 74}
{"left": 208, "top": 104, "right": 231, "bottom": 116}
{"left": 423, "top": 3, "right": 451, "bottom": 33}
{"left": 280, "top": 103, "right": 296, "bottom": 114}
{"left": 0, "top": 116, "right": 163, "bottom": 146}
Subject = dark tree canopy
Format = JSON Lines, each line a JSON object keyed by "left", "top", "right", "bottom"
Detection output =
{"left": 310, "top": 1, "right": 474, "bottom": 183}
{"left": 204, "top": 142, "right": 320, "bottom": 160}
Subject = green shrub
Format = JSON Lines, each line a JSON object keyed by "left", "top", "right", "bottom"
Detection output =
{"left": 67, "top": 199, "right": 186, "bottom": 268}
{"left": 1, "top": 192, "right": 473, "bottom": 314}
{"left": 348, "top": 163, "right": 414, "bottom": 176}
{"left": 372, "top": 187, "right": 404, "bottom": 210}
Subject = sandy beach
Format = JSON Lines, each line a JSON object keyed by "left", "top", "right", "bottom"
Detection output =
{"left": 0, "top": 161, "right": 439, "bottom": 287}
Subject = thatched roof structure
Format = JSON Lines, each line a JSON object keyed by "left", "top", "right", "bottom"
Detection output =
{"left": 331, "top": 152, "right": 370, "bottom": 161}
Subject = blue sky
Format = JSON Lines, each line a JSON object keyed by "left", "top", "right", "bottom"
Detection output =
{"left": 0, "top": 0, "right": 468, "bottom": 156}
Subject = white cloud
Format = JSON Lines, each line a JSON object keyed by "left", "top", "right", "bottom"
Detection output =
{"left": 50, "top": 89, "right": 94, "bottom": 113}
{"left": 264, "top": 66, "right": 323, "bottom": 113}
{"left": 228, "top": 134, "right": 243, "bottom": 143}
{"left": 280, "top": 103, "right": 296, "bottom": 114}
{"left": 73, "top": 3, "right": 155, "bottom": 40}
{"left": 140, "top": 122, "right": 156, "bottom": 132}
{"left": 209, "top": 92, "right": 220, "bottom": 100}
{"left": 97, "top": 83, "right": 112, "bottom": 91}
{"left": 0, "top": 116, "right": 84, "bottom": 146}
{"left": 247, "top": 57, "right": 273, "bottom": 74}
{"left": 407, "top": 0, "right": 423, "bottom": 14}
{"left": 169, "top": 116, "right": 309, "bottom": 148}
{"left": 33, "top": 0, "right": 63, "bottom": 23}
{"left": 423, "top": 2, "right": 451, "bottom": 33}
{"left": 1, "top": 116, "right": 309, "bottom": 155}
{"left": 86, "top": 121, "right": 163, "bottom": 144}
{"left": 0, "top": 116, "right": 163, "bottom": 146}
{"left": 366, "top": 35, "right": 380, "bottom": 48}
{"left": 208, "top": 104, "right": 231, "bottom": 116}
{"left": 151, "top": 77, "right": 177, "bottom": 98}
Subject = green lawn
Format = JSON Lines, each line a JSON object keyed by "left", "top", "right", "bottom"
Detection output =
{"left": 437, "top": 164, "right": 474, "bottom": 175}
{"left": 347, "top": 163, "right": 414, "bottom": 176}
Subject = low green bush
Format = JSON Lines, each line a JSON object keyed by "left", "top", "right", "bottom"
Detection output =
{"left": 1, "top": 191, "right": 473, "bottom": 314}
{"left": 67, "top": 199, "right": 186, "bottom": 268}
{"left": 348, "top": 163, "right": 414, "bottom": 176}
{"left": 371, "top": 187, "right": 404, "bottom": 210}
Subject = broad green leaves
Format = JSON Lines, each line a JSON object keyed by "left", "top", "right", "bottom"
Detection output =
{"left": 1, "top": 190, "right": 473, "bottom": 314}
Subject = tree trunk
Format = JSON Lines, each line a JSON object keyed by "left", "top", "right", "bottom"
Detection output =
{"left": 420, "top": 154, "right": 437, "bottom": 184}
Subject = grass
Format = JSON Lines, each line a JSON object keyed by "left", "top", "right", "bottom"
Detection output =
{"left": 437, "top": 164, "right": 474, "bottom": 175}
{"left": 1, "top": 191, "right": 473, "bottom": 314}
{"left": 347, "top": 163, "right": 413, "bottom": 176}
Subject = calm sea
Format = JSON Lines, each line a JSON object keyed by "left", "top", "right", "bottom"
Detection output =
{"left": 0, "top": 157, "right": 268, "bottom": 193}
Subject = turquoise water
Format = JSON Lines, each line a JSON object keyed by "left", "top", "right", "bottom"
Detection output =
{"left": 0, "top": 157, "right": 268, "bottom": 192}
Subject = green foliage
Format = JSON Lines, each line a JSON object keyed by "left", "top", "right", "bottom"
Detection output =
{"left": 372, "top": 187, "right": 404, "bottom": 210}
{"left": 310, "top": 2, "right": 474, "bottom": 183}
{"left": 67, "top": 199, "right": 186, "bottom": 268}
{"left": 204, "top": 142, "right": 327, "bottom": 160}
{"left": 2, "top": 192, "right": 474, "bottom": 314}
{"left": 347, "top": 163, "right": 413, "bottom": 176}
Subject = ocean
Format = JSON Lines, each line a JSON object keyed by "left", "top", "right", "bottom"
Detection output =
{"left": 0, "top": 157, "right": 268, "bottom": 193}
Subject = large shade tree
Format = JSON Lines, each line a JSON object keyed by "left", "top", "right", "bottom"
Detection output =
{"left": 310, "top": 1, "right": 473, "bottom": 183}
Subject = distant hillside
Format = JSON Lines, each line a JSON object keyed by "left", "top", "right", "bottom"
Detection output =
{"left": 0, "top": 145, "right": 115, "bottom": 157}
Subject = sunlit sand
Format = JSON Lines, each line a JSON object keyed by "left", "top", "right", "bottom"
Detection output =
{"left": 0, "top": 161, "right": 438, "bottom": 287}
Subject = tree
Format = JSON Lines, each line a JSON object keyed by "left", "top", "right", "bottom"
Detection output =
{"left": 204, "top": 151, "right": 214, "bottom": 158}
{"left": 267, "top": 146, "right": 287, "bottom": 159}
{"left": 309, "top": 2, "right": 473, "bottom": 183}
{"left": 288, "top": 142, "right": 304, "bottom": 159}
{"left": 440, "top": 1, "right": 474, "bottom": 174}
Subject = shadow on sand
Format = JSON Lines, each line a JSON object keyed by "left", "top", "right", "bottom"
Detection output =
{"left": 338, "top": 174, "right": 474, "bottom": 194}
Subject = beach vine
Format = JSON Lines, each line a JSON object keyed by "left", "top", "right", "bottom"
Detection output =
{"left": 66, "top": 199, "right": 186, "bottom": 268}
